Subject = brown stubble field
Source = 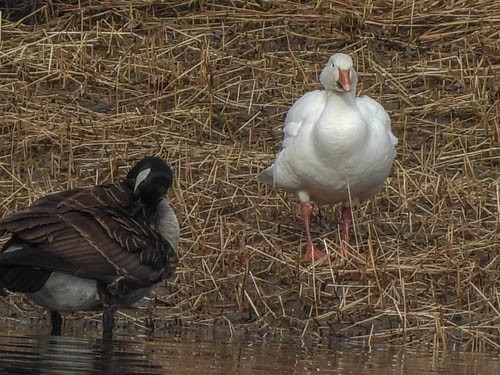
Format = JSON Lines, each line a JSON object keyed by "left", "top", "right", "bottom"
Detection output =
{"left": 0, "top": 1, "right": 498, "bottom": 351}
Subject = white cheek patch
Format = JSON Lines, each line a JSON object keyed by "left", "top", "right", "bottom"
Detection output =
{"left": 134, "top": 168, "right": 151, "bottom": 193}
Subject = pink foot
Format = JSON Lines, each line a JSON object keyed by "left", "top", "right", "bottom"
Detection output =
{"left": 304, "top": 244, "right": 328, "bottom": 262}
{"left": 341, "top": 242, "right": 368, "bottom": 262}
{"left": 341, "top": 206, "right": 367, "bottom": 262}
{"left": 301, "top": 202, "right": 328, "bottom": 262}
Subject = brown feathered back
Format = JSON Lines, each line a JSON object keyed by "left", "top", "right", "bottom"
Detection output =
{"left": 0, "top": 182, "right": 177, "bottom": 289}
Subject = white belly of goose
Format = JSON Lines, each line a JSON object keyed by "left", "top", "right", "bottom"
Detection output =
{"left": 27, "top": 272, "right": 151, "bottom": 312}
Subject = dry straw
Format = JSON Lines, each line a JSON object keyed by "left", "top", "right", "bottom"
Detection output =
{"left": 0, "top": 0, "right": 498, "bottom": 351}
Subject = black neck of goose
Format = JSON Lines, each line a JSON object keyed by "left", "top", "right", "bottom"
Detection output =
{"left": 131, "top": 196, "right": 158, "bottom": 220}
{"left": 126, "top": 180, "right": 164, "bottom": 223}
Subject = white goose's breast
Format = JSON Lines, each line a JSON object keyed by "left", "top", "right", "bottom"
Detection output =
{"left": 276, "top": 126, "right": 395, "bottom": 204}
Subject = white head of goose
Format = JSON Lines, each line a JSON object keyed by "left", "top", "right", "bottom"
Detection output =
{"left": 0, "top": 156, "right": 179, "bottom": 338}
{"left": 258, "top": 53, "right": 398, "bottom": 262}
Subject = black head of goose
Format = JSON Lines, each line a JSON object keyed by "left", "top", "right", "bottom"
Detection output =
{"left": 0, "top": 156, "right": 179, "bottom": 338}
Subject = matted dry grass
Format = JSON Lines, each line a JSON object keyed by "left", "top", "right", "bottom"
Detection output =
{"left": 0, "top": 1, "right": 498, "bottom": 351}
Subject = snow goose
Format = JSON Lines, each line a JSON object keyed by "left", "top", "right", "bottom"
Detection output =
{"left": 0, "top": 156, "right": 179, "bottom": 338}
{"left": 258, "top": 53, "right": 397, "bottom": 261}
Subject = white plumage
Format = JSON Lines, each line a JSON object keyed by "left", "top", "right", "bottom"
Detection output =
{"left": 258, "top": 53, "right": 397, "bottom": 261}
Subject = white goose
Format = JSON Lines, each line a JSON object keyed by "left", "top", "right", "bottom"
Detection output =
{"left": 258, "top": 53, "right": 397, "bottom": 261}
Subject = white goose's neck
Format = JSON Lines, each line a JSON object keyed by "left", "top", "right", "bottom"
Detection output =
{"left": 312, "top": 86, "right": 367, "bottom": 154}
{"left": 325, "top": 88, "right": 356, "bottom": 106}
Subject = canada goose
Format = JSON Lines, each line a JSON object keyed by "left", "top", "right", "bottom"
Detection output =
{"left": 258, "top": 53, "right": 397, "bottom": 261}
{"left": 0, "top": 156, "right": 179, "bottom": 338}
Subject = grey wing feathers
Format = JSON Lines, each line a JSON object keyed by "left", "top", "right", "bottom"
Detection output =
{"left": 357, "top": 95, "right": 398, "bottom": 146}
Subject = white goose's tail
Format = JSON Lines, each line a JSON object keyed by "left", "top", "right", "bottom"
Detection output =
{"left": 257, "top": 165, "right": 275, "bottom": 186}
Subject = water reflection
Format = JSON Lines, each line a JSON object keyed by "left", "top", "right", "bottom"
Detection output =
{"left": 0, "top": 331, "right": 498, "bottom": 374}
{"left": 0, "top": 334, "right": 163, "bottom": 374}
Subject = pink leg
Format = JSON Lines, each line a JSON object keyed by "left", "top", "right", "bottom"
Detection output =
{"left": 341, "top": 206, "right": 366, "bottom": 260}
{"left": 301, "top": 203, "right": 327, "bottom": 261}
{"left": 341, "top": 205, "right": 352, "bottom": 249}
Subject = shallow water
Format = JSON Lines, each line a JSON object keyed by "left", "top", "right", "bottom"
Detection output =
{"left": 0, "top": 331, "right": 498, "bottom": 375}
